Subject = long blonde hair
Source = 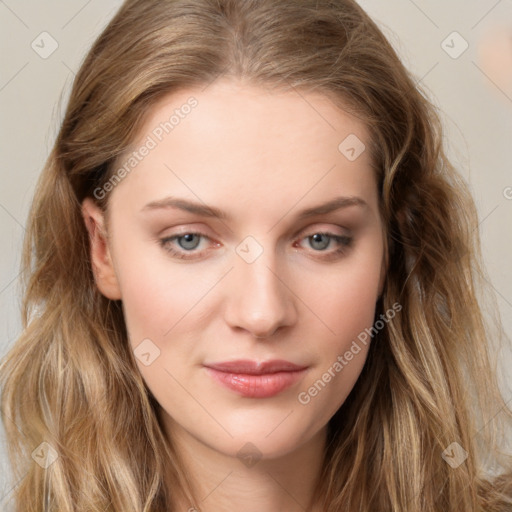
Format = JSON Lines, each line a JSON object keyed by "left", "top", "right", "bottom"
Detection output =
{"left": 1, "top": 0, "right": 511, "bottom": 510}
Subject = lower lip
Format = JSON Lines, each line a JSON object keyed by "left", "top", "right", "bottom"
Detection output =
{"left": 204, "top": 367, "right": 307, "bottom": 398}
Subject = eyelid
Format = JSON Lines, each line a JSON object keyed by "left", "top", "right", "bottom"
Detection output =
{"left": 161, "top": 222, "right": 350, "bottom": 244}
{"left": 296, "top": 223, "right": 351, "bottom": 239}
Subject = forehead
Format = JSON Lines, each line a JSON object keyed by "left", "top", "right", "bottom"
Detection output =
{"left": 108, "top": 78, "right": 378, "bottom": 222}
{"left": 132, "top": 78, "right": 370, "bottom": 154}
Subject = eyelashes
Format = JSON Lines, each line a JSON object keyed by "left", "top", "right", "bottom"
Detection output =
{"left": 159, "top": 231, "right": 353, "bottom": 261}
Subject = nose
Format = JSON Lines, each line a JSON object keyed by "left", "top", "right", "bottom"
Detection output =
{"left": 223, "top": 251, "right": 298, "bottom": 339}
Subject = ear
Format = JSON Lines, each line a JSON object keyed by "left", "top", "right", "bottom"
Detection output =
{"left": 81, "top": 197, "right": 122, "bottom": 300}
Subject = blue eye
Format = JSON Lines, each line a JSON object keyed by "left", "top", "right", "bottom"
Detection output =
{"left": 175, "top": 233, "right": 201, "bottom": 250}
{"left": 308, "top": 233, "right": 333, "bottom": 250}
{"left": 300, "top": 232, "right": 353, "bottom": 259}
{"left": 160, "top": 232, "right": 209, "bottom": 259}
{"left": 159, "top": 231, "right": 353, "bottom": 261}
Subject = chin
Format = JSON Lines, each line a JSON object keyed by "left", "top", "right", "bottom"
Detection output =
{"left": 207, "top": 420, "right": 319, "bottom": 462}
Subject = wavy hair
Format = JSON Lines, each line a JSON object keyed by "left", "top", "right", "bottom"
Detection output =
{"left": 1, "top": 0, "right": 511, "bottom": 510}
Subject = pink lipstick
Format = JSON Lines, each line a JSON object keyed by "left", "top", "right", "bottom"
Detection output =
{"left": 204, "top": 359, "right": 308, "bottom": 398}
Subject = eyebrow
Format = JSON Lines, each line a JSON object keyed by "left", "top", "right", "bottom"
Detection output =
{"left": 140, "top": 195, "right": 367, "bottom": 220}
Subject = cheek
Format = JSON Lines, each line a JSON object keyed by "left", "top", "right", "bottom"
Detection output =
{"left": 299, "top": 246, "right": 383, "bottom": 342}
{"left": 116, "top": 258, "right": 210, "bottom": 405}
{"left": 294, "top": 282, "right": 377, "bottom": 428}
{"left": 322, "top": 275, "right": 377, "bottom": 329}
{"left": 303, "top": 269, "right": 376, "bottom": 377}
{"left": 292, "top": 243, "right": 382, "bottom": 413}
{"left": 112, "top": 238, "right": 203, "bottom": 347}
{"left": 120, "top": 272, "right": 211, "bottom": 350}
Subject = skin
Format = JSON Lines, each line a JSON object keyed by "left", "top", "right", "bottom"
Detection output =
{"left": 82, "top": 78, "right": 387, "bottom": 512}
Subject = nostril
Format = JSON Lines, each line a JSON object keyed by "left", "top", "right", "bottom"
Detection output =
{"left": 254, "top": 326, "right": 279, "bottom": 339}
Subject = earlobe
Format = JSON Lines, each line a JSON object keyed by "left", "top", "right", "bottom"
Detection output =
{"left": 81, "top": 197, "right": 122, "bottom": 300}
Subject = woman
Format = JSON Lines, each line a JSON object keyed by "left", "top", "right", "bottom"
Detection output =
{"left": 1, "top": 0, "right": 511, "bottom": 510}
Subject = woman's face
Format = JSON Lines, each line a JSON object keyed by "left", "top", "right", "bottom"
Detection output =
{"left": 83, "top": 79, "right": 387, "bottom": 461}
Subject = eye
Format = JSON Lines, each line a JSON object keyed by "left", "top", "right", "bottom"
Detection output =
{"left": 159, "top": 230, "right": 353, "bottom": 261}
{"left": 294, "top": 231, "right": 353, "bottom": 260}
{"left": 173, "top": 233, "right": 201, "bottom": 251}
{"left": 160, "top": 232, "right": 216, "bottom": 260}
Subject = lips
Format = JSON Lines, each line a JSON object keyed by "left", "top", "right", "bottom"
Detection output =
{"left": 205, "top": 359, "right": 307, "bottom": 375}
{"left": 204, "top": 359, "right": 308, "bottom": 398}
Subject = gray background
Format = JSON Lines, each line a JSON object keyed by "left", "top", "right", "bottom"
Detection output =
{"left": 1, "top": 0, "right": 512, "bottom": 506}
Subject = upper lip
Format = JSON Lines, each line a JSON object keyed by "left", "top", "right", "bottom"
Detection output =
{"left": 204, "top": 359, "right": 308, "bottom": 375}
